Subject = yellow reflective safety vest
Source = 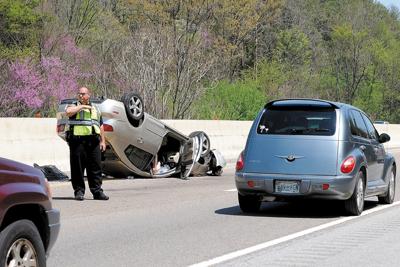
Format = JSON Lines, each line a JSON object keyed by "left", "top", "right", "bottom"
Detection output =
{"left": 70, "top": 103, "right": 101, "bottom": 136}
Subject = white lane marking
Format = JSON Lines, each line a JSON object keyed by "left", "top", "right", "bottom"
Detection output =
{"left": 224, "top": 189, "right": 237, "bottom": 192}
{"left": 190, "top": 201, "right": 400, "bottom": 267}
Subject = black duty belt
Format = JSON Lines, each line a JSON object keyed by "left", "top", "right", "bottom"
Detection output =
{"left": 69, "top": 135, "right": 99, "bottom": 141}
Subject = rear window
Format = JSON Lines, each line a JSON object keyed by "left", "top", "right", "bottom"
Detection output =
{"left": 257, "top": 106, "right": 336, "bottom": 136}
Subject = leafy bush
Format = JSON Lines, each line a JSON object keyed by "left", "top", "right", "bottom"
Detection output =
{"left": 193, "top": 80, "right": 266, "bottom": 120}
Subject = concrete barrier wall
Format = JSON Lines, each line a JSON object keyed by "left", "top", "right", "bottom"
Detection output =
{"left": 0, "top": 118, "right": 69, "bottom": 170}
{"left": 374, "top": 124, "right": 400, "bottom": 153}
{"left": 0, "top": 118, "right": 399, "bottom": 172}
{"left": 0, "top": 118, "right": 253, "bottom": 171}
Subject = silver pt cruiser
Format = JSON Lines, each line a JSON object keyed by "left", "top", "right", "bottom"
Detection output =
{"left": 235, "top": 99, "right": 396, "bottom": 215}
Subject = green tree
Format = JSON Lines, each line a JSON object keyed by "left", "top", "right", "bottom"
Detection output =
{"left": 193, "top": 79, "right": 265, "bottom": 120}
{"left": 274, "top": 27, "right": 311, "bottom": 67}
{"left": 0, "top": 0, "right": 43, "bottom": 60}
{"left": 328, "top": 24, "right": 370, "bottom": 104}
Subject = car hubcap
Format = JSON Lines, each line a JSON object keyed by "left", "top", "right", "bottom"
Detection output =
{"left": 128, "top": 96, "right": 143, "bottom": 118}
{"left": 357, "top": 179, "right": 364, "bottom": 211}
{"left": 6, "top": 238, "right": 37, "bottom": 267}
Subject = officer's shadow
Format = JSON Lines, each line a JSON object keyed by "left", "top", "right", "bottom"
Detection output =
{"left": 52, "top": 197, "right": 75, "bottom": 200}
{"left": 52, "top": 196, "right": 100, "bottom": 201}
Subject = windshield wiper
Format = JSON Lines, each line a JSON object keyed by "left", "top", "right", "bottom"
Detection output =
{"left": 286, "top": 128, "right": 305, "bottom": 134}
{"left": 303, "top": 128, "right": 330, "bottom": 133}
{"left": 313, "top": 128, "right": 330, "bottom": 132}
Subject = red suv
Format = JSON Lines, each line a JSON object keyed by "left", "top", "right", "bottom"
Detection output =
{"left": 0, "top": 157, "right": 60, "bottom": 266}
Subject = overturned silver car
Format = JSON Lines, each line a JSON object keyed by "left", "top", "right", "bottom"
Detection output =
{"left": 56, "top": 92, "right": 226, "bottom": 179}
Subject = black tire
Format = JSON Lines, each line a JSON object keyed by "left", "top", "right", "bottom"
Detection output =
{"left": 344, "top": 171, "right": 365, "bottom": 216}
{"left": 189, "top": 131, "right": 210, "bottom": 157}
{"left": 238, "top": 193, "right": 261, "bottom": 213}
{"left": 0, "top": 220, "right": 46, "bottom": 267}
{"left": 378, "top": 166, "right": 396, "bottom": 204}
{"left": 122, "top": 92, "right": 144, "bottom": 122}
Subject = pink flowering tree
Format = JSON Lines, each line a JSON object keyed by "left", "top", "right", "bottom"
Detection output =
{"left": 7, "top": 58, "right": 80, "bottom": 116}
{"left": 3, "top": 36, "right": 91, "bottom": 117}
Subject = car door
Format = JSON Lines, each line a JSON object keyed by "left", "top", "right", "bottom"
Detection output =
{"left": 138, "top": 116, "right": 166, "bottom": 155}
{"left": 349, "top": 110, "right": 379, "bottom": 183}
{"left": 361, "top": 113, "right": 385, "bottom": 180}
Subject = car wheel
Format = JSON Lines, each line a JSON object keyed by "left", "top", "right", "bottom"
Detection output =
{"left": 344, "top": 171, "right": 365, "bottom": 215}
{"left": 189, "top": 131, "right": 210, "bottom": 157}
{"left": 0, "top": 220, "right": 46, "bottom": 267}
{"left": 122, "top": 92, "right": 144, "bottom": 122}
{"left": 378, "top": 166, "right": 396, "bottom": 204}
{"left": 238, "top": 193, "right": 261, "bottom": 213}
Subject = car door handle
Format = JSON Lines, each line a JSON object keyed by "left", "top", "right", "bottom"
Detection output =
{"left": 360, "top": 145, "right": 366, "bottom": 151}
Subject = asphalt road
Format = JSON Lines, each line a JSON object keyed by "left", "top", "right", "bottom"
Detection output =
{"left": 47, "top": 149, "right": 400, "bottom": 267}
{"left": 219, "top": 202, "right": 400, "bottom": 267}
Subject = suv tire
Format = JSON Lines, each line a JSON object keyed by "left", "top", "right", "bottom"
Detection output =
{"left": 122, "top": 92, "right": 144, "bottom": 125}
{"left": 189, "top": 131, "right": 210, "bottom": 157}
{"left": 0, "top": 220, "right": 46, "bottom": 267}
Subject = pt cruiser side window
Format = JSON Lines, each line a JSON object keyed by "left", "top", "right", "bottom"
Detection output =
{"left": 361, "top": 113, "right": 379, "bottom": 141}
{"left": 349, "top": 110, "right": 368, "bottom": 139}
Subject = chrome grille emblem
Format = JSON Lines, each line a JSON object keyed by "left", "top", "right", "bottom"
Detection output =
{"left": 275, "top": 155, "right": 305, "bottom": 162}
{"left": 287, "top": 155, "right": 296, "bottom": 162}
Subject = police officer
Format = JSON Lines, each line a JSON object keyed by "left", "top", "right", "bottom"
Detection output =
{"left": 66, "top": 87, "right": 109, "bottom": 201}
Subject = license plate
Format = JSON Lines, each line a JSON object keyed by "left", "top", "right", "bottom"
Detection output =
{"left": 275, "top": 181, "right": 300, "bottom": 193}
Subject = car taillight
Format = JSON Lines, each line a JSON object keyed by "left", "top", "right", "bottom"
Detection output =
{"left": 56, "top": 124, "right": 65, "bottom": 133}
{"left": 236, "top": 153, "right": 244, "bottom": 171}
{"left": 103, "top": 124, "right": 114, "bottom": 132}
{"left": 341, "top": 156, "right": 355, "bottom": 174}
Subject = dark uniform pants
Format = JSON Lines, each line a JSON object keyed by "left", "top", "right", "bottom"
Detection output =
{"left": 68, "top": 136, "right": 103, "bottom": 196}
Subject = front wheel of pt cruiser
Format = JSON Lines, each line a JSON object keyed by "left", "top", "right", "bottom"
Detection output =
{"left": 378, "top": 166, "right": 396, "bottom": 204}
{"left": 344, "top": 171, "right": 365, "bottom": 216}
{"left": 238, "top": 193, "right": 261, "bottom": 213}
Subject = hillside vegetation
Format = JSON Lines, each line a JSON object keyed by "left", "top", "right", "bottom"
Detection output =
{"left": 1, "top": 0, "right": 400, "bottom": 122}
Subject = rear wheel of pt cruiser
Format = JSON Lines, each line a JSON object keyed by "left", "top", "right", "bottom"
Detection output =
{"left": 0, "top": 220, "right": 46, "bottom": 267}
{"left": 238, "top": 193, "right": 261, "bottom": 213}
{"left": 378, "top": 166, "right": 396, "bottom": 204}
{"left": 344, "top": 171, "right": 365, "bottom": 216}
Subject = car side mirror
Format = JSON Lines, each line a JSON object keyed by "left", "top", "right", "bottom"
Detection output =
{"left": 378, "top": 133, "right": 390, "bottom": 143}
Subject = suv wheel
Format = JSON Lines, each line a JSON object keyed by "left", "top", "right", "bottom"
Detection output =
{"left": 378, "top": 166, "right": 396, "bottom": 204}
{"left": 122, "top": 92, "right": 144, "bottom": 124}
{"left": 189, "top": 131, "right": 210, "bottom": 157}
{"left": 238, "top": 193, "right": 261, "bottom": 213}
{"left": 0, "top": 220, "right": 46, "bottom": 267}
{"left": 344, "top": 171, "right": 365, "bottom": 215}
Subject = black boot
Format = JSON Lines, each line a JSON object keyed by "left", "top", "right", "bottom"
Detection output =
{"left": 74, "top": 192, "right": 84, "bottom": 201}
{"left": 93, "top": 191, "right": 109, "bottom": 200}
